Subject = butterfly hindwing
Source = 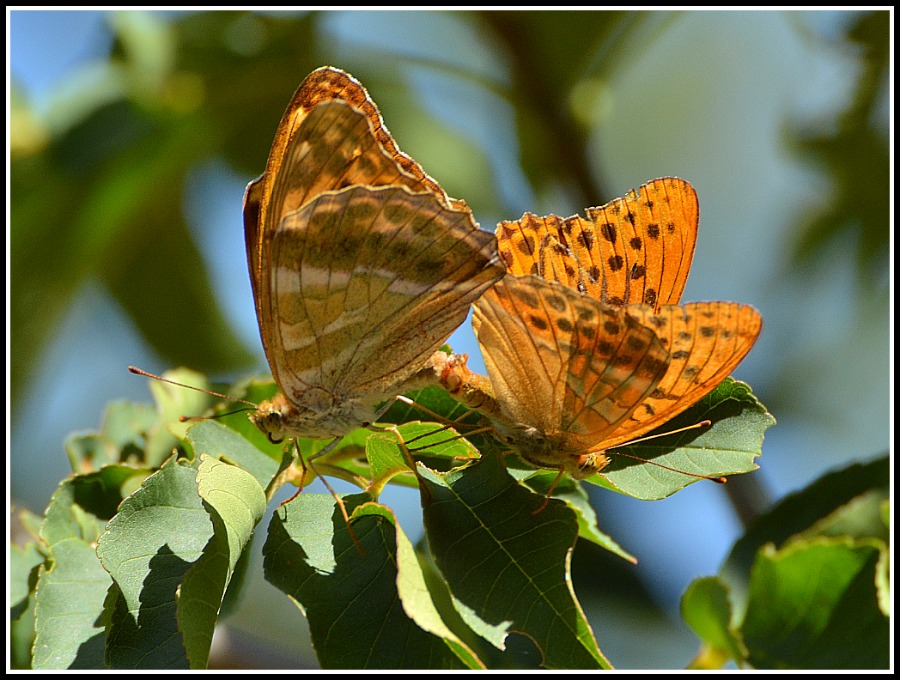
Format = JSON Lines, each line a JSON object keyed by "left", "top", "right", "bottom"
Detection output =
{"left": 269, "top": 184, "right": 502, "bottom": 397}
{"left": 473, "top": 276, "right": 670, "bottom": 450}
{"left": 600, "top": 301, "right": 763, "bottom": 449}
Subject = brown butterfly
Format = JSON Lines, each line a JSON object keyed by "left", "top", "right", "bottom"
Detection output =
{"left": 242, "top": 67, "right": 505, "bottom": 479}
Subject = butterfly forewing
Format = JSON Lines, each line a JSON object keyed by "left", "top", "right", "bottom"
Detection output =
{"left": 497, "top": 177, "right": 697, "bottom": 310}
{"left": 245, "top": 67, "right": 467, "bottom": 331}
{"left": 600, "top": 301, "right": 763, "bottom": 449}
{"left": 496, "top": 213, "right": 585, "bottom": 291}
{"left": 289, "top": 67, "right": 451, "bottom": 201}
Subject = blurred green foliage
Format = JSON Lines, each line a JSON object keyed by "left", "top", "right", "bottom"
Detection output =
{"left": 787, "top": 10, "right": 889, "bottom": 289}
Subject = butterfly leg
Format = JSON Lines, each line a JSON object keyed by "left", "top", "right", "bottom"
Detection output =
{"left": 286, "top": 436, "right": 367, "bottom": 556}
{"left": 387, "top": 394, "right": 494, "bottom": 457}
{"left": 531, "top": 468, "right": 567, "bottom": 515}
{"left": 376, "top": 426, "right": 434, "bottom": 504}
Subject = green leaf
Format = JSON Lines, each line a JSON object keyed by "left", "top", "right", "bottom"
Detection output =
{"left": 16, "top": 506, "right": 45, "bottom": 543}
{"left": 10, "top": 541, "right": 44, "bottom": 622}
{"left": 32, "top": 466, "right": 146, "bottom": 669}
{"left": 721, "top": 455, "right": 888, "bottom": 603}
{"left": 590, "top": 379, "right": 774, "bottom": 500}
{"left": 99, "top": 400, "right": 158, "bottom": 452}
{"left": 874, "top": 539, "right": 890, "bottom": 617}
{"left": 792, "top": 487, "right": 889, "bottom": 542}
{"left": 195, "top": 455, "right": 266, "bottom": 576}
{"left": 10, "top": 587, "right": 37, "bottom": 670}
{"left": 178, "top": 455, "right": 267, "bottom": 668}
{"left": 355, "top": 504, "right": 482, "bottom": 667}
{"left": 680, "top": 576, "right": 747, "bottom": 667}
{"left": 742, "top": 537, "right": 888, "bottom": 669}
{"left": 33, "top": 546, "right": 110, "bottom": 670}
{"left": 519, "top": 470, "right": 636, "bottom": 563}
{"left": 143, "top": 367, "right": 216, "bottom": 466}
{"left": 419, "top": 451, "right": 610, "bottom": 669}
{"left": 263, "top": 492, "right": 481, "bottom": 669}
{"left": 97, "top": 457, "right": 210, "bottom": 669}
{"left": 65, "top": 400, "right": 158, "bottom": 472}
{"left": 63, "top": 435, "right": 111, "bottom": 477}
{"left": 187, "top": 419, "right": 280, "bottom": 489}
{"left": 366, "top": 420, "right": 480, "bottom": 493}
{"left": 10, "top": 535, "right": 46, "bottom": 669}
{"left": 379, "top": 384, "right": 487, "bottom": 428}
{"left": 390, "top": 421, "right": 480, "bottom": 464}
{"left": 365, "top": 431, "right": 418, "bottom": 492}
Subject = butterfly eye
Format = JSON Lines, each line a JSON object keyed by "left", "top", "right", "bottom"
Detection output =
{"left": 249, "top": 408, "right": 286, "bottom": 445}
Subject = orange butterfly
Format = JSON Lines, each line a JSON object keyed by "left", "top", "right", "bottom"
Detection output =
{"left": 243, "top": 67, "right": 505, "bottom": 468}
{"left": 442, "top": 179, "right": 761, "bottom": 479}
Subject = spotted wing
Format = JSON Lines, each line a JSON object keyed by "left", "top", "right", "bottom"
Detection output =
{"left": 265, "top": 184, "right": 504, "bottom": 400}
{"left": 472, "top": 275, "right": 670, "bottom": 448}
{"left": 497, "top": 177, "right": 697, "bottom": 309}
{"left": 599, "top": 301, "right": 763, "bottom": 449}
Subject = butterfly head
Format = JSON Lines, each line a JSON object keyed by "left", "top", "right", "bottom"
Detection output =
{"left": 497, "top": 425, "right": 609, "bottom": 480}
{"left": 573, "top": 451, "right": 612, "bottom": 479}
{"left": 250, "top": 390, "right": 376, "bottom": 443}
{"left": 249, "top": 397, "right": 291, "bottom": 444}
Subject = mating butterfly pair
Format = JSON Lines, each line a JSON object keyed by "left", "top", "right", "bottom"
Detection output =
{"left": 245, "top": 66, "right": 761, "bottom": 488}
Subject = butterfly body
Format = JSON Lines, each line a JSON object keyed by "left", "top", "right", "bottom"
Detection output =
{"left": 495, "top": 425, "right": 612, "bottom": 480}
{"left": 252, "top": 350, "right": 451, "bottom": 442}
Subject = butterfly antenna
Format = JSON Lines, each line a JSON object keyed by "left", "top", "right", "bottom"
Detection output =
{"left": 609, "top": 420, "right": 727, "bottom": 483}
{"left": 128, "top": 366, "right": 258, "bottom": 409}
{"left": 179, "top": 408, "right": 256, "bottom": 423}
